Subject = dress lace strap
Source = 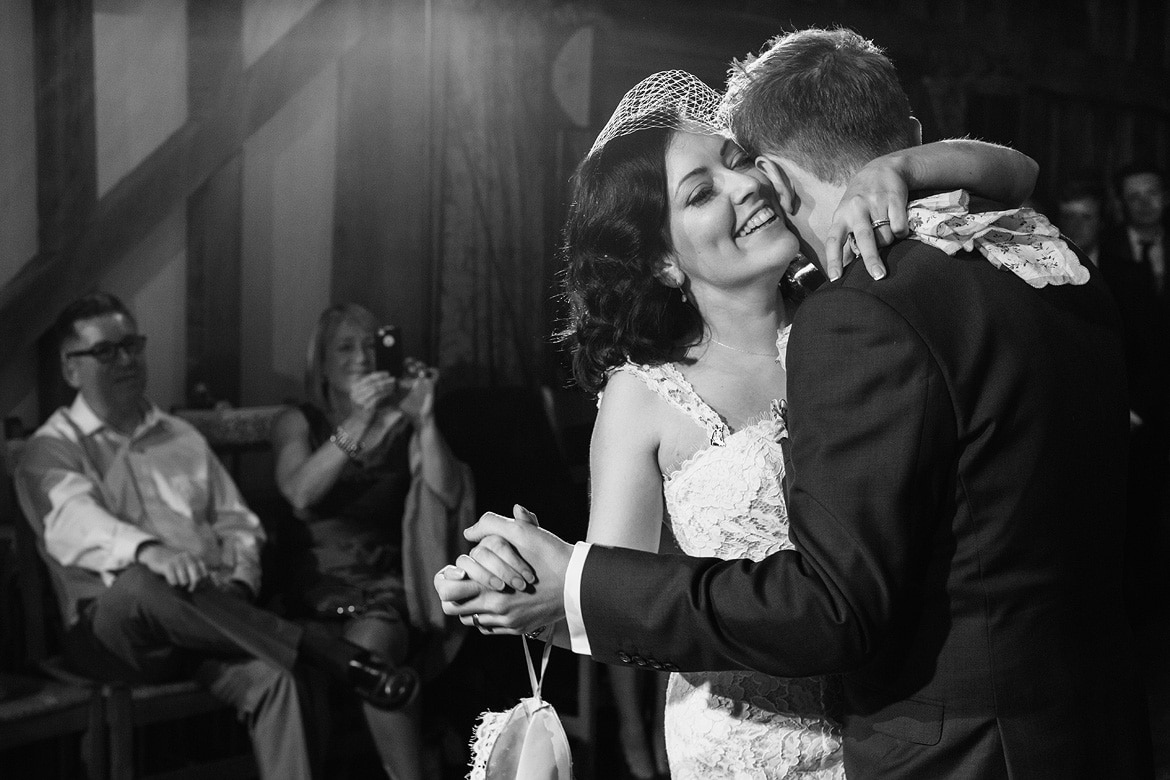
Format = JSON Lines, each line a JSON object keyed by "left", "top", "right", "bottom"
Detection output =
{"left": 611, "top": 362, "right": 729, "bottom": 445}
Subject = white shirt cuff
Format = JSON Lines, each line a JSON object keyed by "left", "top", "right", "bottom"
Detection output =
{"left": 564, "top": 541, "right": 593, "bottom": 656}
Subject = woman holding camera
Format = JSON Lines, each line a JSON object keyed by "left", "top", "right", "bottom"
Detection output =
{"left": 272, "top": 302, "right": 468, "bottom": 780}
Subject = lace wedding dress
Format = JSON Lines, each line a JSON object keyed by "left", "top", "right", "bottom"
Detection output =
{"left": 613, "top": 350, "right": 844, "bottom": 779}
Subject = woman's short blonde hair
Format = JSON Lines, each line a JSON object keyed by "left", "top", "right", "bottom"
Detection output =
{"left": 305, "top": 303, "right": 380, "bottom": 411}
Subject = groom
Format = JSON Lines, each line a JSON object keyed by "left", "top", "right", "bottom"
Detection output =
{"left": 437, "top": 28, "right": 1151, "bottom": 778}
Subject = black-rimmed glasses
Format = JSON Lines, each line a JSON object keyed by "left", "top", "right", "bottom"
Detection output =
{"left": 66, "top": 335, "right": 147, "bottom": 364}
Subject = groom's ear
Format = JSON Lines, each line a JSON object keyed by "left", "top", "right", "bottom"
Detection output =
{"left": 755, "top": 156, "right": 799, "bottom": 216}
{"left": 907, "top": 116, "right": 923, "bottom": 147}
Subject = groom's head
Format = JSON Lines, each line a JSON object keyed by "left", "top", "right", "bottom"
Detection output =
{"left": 725, "top": 27, "right": 917, "bottom": 185}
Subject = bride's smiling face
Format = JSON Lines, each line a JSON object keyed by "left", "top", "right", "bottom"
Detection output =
{"left": 662, "top": 131, "right": 800, "bottom": 297}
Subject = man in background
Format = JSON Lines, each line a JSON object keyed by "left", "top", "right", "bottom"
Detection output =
{"left": 1098, "top": 163, "right": 1170, "bottom": 605}
{"left": 1098, "top": 162, "right": 1170, "bottom": 775}
{"left": 1056, "top": 176, "right": 1105, "bottom": 266}
{"left": 15, "top": 292, "right": 417, "bottom": 779}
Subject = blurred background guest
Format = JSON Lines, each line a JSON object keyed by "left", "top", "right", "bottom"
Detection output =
{"left": 1056, "top": 176, "right": 1106, "bottom": 265}
{"left": 1098, "top": 163, "right": 1170, "bottom": 602}
{"left": 14, "top": 292, "right": 420, "bottom": 780}
{"left": 272, "top": 302, "right": 471, "bottom": 780}
{"left": 1098, "top": 162, "right": 1170, "bottom": 776}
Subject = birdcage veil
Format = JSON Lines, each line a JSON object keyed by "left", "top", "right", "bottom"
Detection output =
{"left": 587, "top": 70, "right": 728, "bottom": 158}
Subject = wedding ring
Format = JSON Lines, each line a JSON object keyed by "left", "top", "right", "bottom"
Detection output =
{"left": 524, "top": 625, "right": 547, "bottom": 641}
{"left": 472, "top": 613, "right": 491, "bottom": 633}
{"left": 870, "top": 218, "right": 891, "bottom": 229}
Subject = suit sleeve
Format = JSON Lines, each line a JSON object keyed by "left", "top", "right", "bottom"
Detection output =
{"left": 579, "top": 287, "right": 956, "bottom": 676}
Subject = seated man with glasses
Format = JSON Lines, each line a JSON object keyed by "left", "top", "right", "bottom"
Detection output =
{"left": 14, "top": 292, "right": 418, "bottom": 779}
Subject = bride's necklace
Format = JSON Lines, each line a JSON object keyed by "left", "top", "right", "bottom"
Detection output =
{"left": 707, "top": 336, "right": 776, "bottom": 358}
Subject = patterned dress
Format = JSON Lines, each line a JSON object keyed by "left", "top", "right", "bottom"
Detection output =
{"left": 612, "top": 350, "right": 845, "bottom": 779}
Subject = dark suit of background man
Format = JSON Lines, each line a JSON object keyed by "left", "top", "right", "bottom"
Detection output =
{"left": 1098, "top": 161, "right": 1170, "bottom": 774}
{"left": 439, "top": 28, "right": 1153, "bottom": 780}
{"left": 1099, "top": 162, "right": 1170, "bottom": 603}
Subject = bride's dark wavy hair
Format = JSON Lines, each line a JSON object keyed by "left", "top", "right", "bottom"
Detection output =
{"left": 556, "top": 124, "right": 703, "bottom": 394}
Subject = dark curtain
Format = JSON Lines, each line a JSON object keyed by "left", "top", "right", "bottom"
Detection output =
{"left": 429, "top": 0, "right": 589, "bottom": 389}
{"left": 333, "top": 0, "right": 593, "bottom": 389}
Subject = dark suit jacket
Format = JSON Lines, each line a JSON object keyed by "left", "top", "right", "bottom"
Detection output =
{"left": 1098, "top": 223, "right": 1170, "bottom": 426}
{"left": 580, "top": 238, "right": 1150, "bottom": 779}
{"left": 1097, "top": 223, "right": 1170, "bottom": 612}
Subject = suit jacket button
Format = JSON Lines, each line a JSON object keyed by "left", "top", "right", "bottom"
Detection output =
{"left": 617, "top": 652, "right": 631, "bottom": 664}
{"left": 664, "top": 662, "right": 679, "bottom": 672}
{"left": 632, "top": 655, "right": 647, "bottom": 666}
{"left": 649, "top": 660, "right": 664, "bottom": 670}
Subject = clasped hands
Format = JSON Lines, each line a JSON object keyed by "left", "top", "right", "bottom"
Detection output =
{"left": 136, "top": 542, "right": 255, "bottom": 601}
{"left": 434, "top": 505, "right": 574, "bottom": 634}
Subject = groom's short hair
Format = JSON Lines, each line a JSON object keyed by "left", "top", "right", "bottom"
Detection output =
{"left": 725, "top": 27, "right": 915, "bottom": 185}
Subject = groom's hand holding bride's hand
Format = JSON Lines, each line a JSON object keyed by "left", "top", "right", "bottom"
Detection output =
{"left": 433, "top": 504, "right": 574, "bottom": 634}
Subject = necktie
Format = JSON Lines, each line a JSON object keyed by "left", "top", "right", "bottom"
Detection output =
{"left": 1140, "top": 241, "right": 1163, "bottom": 295}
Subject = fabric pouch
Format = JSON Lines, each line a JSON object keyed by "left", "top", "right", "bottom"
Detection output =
{"left": 467, "top": 633, "right": 573, "bottom": 780}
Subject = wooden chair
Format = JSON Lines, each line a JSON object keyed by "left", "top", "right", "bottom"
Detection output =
{"left": 0, "top": 674, "right": 106, "bottom": 778}
{"left": 5, "top": 407, "right": 294, "bottom": 780}
{"left": 172, "top": 405, "right": 288, "bottom": 480}
{"left": 0, "top": 435, "right": 107, "bottom": 779}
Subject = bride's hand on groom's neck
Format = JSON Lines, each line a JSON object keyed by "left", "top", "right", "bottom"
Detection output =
{"left": 823, "top": 155, "right": 916, "bottom": 281}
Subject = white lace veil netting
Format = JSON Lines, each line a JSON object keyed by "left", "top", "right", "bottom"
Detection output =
{"left": 587, "top": 70, "right": 729, "bottom": 158}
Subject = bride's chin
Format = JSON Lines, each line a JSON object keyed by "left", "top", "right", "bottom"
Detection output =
{"left": 775, "top": 254, "right": 802, "bottom": 279}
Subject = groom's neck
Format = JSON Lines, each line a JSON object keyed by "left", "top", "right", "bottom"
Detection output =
{"left": 766, "top": 154, "right": 845, "bottom": 234}
{"left": 780, "top": 160, "right": 846, "bottom": 263}
{"left": 803, "top": 179, "right": 848, "bottom": 247}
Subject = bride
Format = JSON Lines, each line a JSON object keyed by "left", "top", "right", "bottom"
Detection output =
{"left": 451, "top": 71, "right": 1037, "bottom": 778}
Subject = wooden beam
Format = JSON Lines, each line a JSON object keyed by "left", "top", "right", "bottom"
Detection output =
{"left": 29, "top": 0, "right": 95, "bottom": 419}
{"left": 186, "top": 0, "right": 244, "bottom": 407}
{"left": 187, "top": 156, "right": 244, "bottom": 407}
{"left": 0, "top": 0, "right": 371, "bottom": 412}
{"left": 331, "top": 0, "right": 432, "bottom": 362}
{"left": 32, "top": 0, "right": 96, "bottom": 255}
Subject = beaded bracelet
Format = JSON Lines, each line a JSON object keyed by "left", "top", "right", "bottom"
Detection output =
{"left": 329, "top": 426, "right": 362, "bottom": 460}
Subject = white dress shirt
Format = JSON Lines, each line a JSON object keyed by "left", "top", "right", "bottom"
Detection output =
{"left": 564, "top": 541, "right": 593, "bottom": 654}
{"left": 14, "top": 394, "right": 264, "bottom": 616}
